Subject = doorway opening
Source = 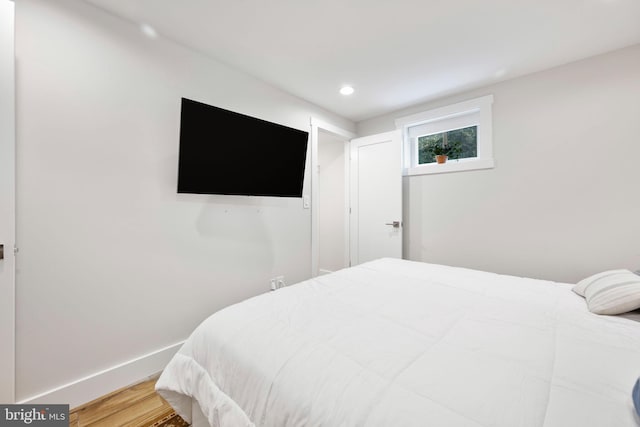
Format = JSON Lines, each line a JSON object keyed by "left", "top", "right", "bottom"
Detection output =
{"left": 318, "top": 130, "right": 348, "bottom": 274}
{"left": 310, "top": 119, "right": 355, "bottom": 277}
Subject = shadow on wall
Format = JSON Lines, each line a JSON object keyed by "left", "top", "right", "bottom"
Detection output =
{"left": 186, "top": 194, "right": 296, "bottom": 271}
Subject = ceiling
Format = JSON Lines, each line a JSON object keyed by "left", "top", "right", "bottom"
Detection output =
{"left": 84, "top": 0, "right": 640, "bottom": 122}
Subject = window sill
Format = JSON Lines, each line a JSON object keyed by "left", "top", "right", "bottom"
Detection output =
{"left": 404, "top": 158, "right": 494, "bottom": 176}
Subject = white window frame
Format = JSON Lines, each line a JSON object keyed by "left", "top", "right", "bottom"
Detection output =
{"left": 395, "top": 95, "right": 494, "bottom": 176}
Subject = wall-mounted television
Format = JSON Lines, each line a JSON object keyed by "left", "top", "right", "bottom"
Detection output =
{"left": 177, "top": 98, "right": 309, "bottom": 197}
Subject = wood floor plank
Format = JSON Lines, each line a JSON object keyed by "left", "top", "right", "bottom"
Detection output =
{"left": 72, "top": 379, "right": 155, "bottom": 413}
{"left": 85, "top": 394, "right": 167, "bottom": 427}
{"left": 121, "top": 404, "right": 175, "bottom": 427}
{"left": 69, "top": 375, "right": 179, "bottom": 427}
{"left": 68, "top": 411, "right": 79, "bottom": 427}
{"left": 74, "top": 381, "right": 155, "bottom": 425}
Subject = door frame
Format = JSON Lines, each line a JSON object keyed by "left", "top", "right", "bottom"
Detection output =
{"left": 0, "top": 0, "right": 16, "bottom": 404}
{"left": 309, "top": 118, "right": 356, "bottom": 277}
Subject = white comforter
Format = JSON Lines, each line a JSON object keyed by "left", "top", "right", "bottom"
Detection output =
{"left": 156, "top": 258, "right": 640, "bottom": 427}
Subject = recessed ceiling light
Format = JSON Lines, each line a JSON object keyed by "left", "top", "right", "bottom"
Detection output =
{"left": 340, "top": 86, "right": 354, "bottom": 96}
{"left": 140, "top": 23, "right": 158, "bottom": 39}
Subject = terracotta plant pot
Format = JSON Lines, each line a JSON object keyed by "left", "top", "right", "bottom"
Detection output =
{"left": 435, "top": 155, "right": 448, "bottom": 164}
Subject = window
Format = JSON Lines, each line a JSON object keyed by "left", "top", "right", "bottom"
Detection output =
{"left": 395, "top": 95, "right": 494, "bottom": 175}
{"left": 418, "top": 126, "right": 477, "bottom": 164}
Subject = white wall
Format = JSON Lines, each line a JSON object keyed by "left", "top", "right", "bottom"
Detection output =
{"left": 14, "top": 0, "right": 354, "bottom": 405}
{"left": 318, "top": 130, "right": 346, "bottom": 272}
{"left": 358, "top": 44, "right": 640, "bottom": 283}
{"left": 0, "top": 0, "right": 16, "bottom": 404}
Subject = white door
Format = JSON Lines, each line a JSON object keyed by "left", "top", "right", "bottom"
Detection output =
{"left": 350, "top": 130, "right": 402, "bottom": 265}
{"left": 0, "top": 0, "right": 15, "bottom": 403}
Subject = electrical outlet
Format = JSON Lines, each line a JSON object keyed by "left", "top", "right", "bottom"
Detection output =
{"left": 270, "top": 276, "right": 286, "bottom": 290}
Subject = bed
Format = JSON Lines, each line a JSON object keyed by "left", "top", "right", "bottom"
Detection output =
{"left": 156, "top": 258, "right": 640, "bottom": 426}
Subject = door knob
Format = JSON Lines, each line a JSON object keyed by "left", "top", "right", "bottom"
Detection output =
{"left": 385, "top": 221, "right": 401, "bottom": 228}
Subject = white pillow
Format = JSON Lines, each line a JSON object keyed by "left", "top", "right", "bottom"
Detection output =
{"left": 573, "top": 269, "right": 640, "bottom": 315}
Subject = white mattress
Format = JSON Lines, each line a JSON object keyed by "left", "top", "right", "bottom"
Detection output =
{"left": 156, "top": 258, "right": 640, "bottom": 427}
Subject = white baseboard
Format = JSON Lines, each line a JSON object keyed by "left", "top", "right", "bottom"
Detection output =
{"left": 319, "top": 269, "right": 333, "bottom": 275}
{"left": 17, "top": 341, "right": 184, "bottom": 408}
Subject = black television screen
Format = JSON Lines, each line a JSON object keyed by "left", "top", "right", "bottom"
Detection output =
{"left": 177, "top": 98, "right": 309, "bottom": 197}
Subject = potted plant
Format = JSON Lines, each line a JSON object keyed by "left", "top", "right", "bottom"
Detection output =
{"left": 424, "top": 139, "right": 462, "bottom": 164}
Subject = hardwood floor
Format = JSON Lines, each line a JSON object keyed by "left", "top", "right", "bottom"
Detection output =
{"left": 69, "top": 375, "right": 186, "bottom": 426}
